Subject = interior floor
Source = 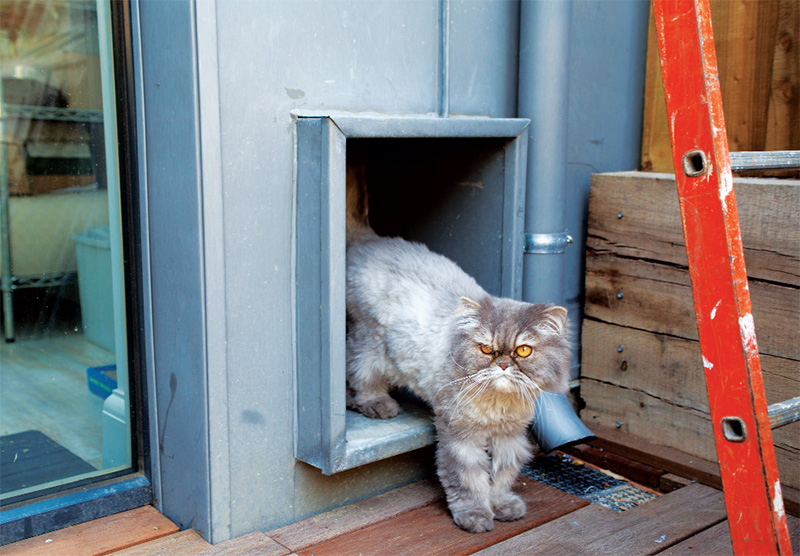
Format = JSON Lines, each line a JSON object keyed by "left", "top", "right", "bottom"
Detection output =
{"left": 0, "top": 289, "right": 114, "bottom": 473}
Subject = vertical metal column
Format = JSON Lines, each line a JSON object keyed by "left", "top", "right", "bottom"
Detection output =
{"left": 652, "top": 1, "right": 792, "bottom": 554}
{"left": 517, "top": 0, "right": 573, "bottom": 306}
{"left": 0, "top": 76, "right": 15, "bottom": 343}
{"left": 438, "top": 0, "right": 450, "bottom": 118}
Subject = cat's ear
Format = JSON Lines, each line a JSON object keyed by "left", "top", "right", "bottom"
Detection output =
{"left": 455, "top": 297, "right": 481, "bottom": 317}
{"left": 540, "top": 305, "right": 568, "bottom": 335}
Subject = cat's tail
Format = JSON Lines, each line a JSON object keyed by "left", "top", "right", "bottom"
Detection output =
{"left": 346, "top": 153, "right": 376, "bottom": 242}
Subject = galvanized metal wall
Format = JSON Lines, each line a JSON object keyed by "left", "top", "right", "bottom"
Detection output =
{"left": 135, "top": 0, "right": 648, "bottom": 543}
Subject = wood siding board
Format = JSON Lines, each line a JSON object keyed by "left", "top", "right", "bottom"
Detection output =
{"left": 580, "top": 321, "right": 799, "bottom": 435}
{"left": 583, "top": 171, "right": 800, "bottom": 493}
{"left": 587, "top": 173, "right": 800, "bottom": 287}
{"left": 582, "top": 379, "right": 799, "bottom": 489}
{"left": 584, "top": 254, "right": 799, "bottom": 360}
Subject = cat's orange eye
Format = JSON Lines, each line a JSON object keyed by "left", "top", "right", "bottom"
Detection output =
{"left": 515, "top": 345, "right": 532, "bottom": 358}
{"left": 479, "top": 344, "right": 494, "bottom": 355}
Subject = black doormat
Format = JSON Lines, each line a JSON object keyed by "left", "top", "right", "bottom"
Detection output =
{"left": 0, "top": 430, "right": 95, "bottom": 494}
{"left": 522, "top": 452, "right": 657, "bottom": 512}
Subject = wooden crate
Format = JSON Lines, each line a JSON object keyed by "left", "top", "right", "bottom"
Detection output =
{"left": 641, "top": 0, "right": 799, "bottom": 175}
{"left": 581, "top": 171, "right": 800, "bottom": 490}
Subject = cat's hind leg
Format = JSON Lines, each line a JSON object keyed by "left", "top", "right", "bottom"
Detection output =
{"left": 488, "top": 433, "right": 532, "bottom": 521}
{"left": 346, "top": 324, "right": 400, "bottom": 419}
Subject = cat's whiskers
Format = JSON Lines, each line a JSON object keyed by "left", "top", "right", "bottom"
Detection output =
{"left": 452, "top": 377, "right": 493, "bottom": 417}
{"left": 445, "top": 370, "right": 493, "bottom": 416}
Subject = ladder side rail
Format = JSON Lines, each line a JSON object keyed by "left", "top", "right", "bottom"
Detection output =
{"left": 651, "top": 1, "right": 792, "bottom": 554}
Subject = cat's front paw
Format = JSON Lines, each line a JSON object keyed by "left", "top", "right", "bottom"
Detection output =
{"left": 492, "top": 493, "right": 526, "bottom": 522}
{"left": 353, "top": 395, "right": 400, "bottom": 419}
{"left": 453, "top": 508, "right": 495, "bottom": 533}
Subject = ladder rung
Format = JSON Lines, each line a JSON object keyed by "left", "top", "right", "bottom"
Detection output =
{"left": 730, "top": 150, "right": 800, "bottom": 171}
{"left": 768, "top": 396, "right": 800, "bottom": 429}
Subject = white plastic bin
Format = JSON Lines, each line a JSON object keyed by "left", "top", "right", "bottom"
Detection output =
{"left": 73, "top": 226, "right": 115, "bottom": 351}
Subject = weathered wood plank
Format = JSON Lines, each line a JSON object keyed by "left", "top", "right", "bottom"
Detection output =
{"left": 582, "top": 379, "right": 800, "bottom": 489}
{"left": 296, "top": 479, "right": 588, "bottom": 556}
{"left": 0, "top": 506, "right": 178, "bottom": 556}
{"left": 194, "top": 532, "right": 291, "bottom": 556}
{"left": 580, "top": 319, "right": 799, "bottom": 471}
{"left": 584, "top": 253, "right": 800, "bottom": 361}
{"left": 659, "top": 514, "right": 800, "bottom": 555}
{"left": 586, "top": 424, "right": 800, "bottom": 517}
{"left": 266, "top": 479, "right": 442, "bottom": 552}
{"left": 581, "top": 320, "right": 799, "bottom": 412}
{"left": 657, "top": 520, "right": 733, "bottom": 556}
{"left": 583, "top": 169, "right": 800, "bottom": 495}
{"left": 475, "top": 483, "right": 726, "bottom": 555}
{"left": 109, "top": 530, "right": 211, "bottom": 556}
{"left": 587, "top": 172, "right": 800, "bottom": 286}
{"left": 659, "top": 474, "right": 693, "bottom": 494}
{"left": 472, "top": 504, "right": 616, "bottom": 556}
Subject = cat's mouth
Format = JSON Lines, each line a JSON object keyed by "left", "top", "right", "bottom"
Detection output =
{"left": 492, "top": 375, "right": 516, "bottom": 393}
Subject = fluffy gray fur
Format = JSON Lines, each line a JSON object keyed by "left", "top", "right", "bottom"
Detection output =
{"left": 346, "top": 230, "right": 571, "bottom": 533}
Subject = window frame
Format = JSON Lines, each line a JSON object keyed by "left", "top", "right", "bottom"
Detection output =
{"left": 0, "top": 0, "right": 151, "bottom": 543}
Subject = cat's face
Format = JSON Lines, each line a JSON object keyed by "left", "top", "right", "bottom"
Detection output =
{"left": 447, "top": 297, "right": 571, "bottom": 412}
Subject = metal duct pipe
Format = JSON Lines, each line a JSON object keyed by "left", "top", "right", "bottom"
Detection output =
{"left": 518, "top": 0, "right": 573, "bottom": 306}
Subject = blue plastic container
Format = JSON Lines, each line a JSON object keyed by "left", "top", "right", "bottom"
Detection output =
{"left": 87, "top": 364, "right": 117, "bottom": 399}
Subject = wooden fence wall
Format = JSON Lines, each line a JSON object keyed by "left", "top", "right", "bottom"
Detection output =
{"left": 581, "top": 171, "right": 799, "bottom": 490}
{"left": 641, "top": 0, "right": 799, "bottom": 174}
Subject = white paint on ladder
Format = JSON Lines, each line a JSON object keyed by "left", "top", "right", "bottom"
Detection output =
{"left": 774, "top": 480, "right": 786, "bottom": 521}
{"left": 710, "top": 299, "right": 722, "bottom": 320}
{"left": 702, "top": 356, "right": 714, "bottom": 371}
{"left": 739, "top": 313, "right": 758, "bottom": 352}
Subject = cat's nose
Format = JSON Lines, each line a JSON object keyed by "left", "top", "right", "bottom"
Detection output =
{"left": 498, "top": 363, "right": 510, "bottom": 370}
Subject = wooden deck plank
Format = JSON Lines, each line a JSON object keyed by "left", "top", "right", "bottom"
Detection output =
{"left": 109, "top": 530, "right": 211, "bottom": 555}
{"left": 267, "top": 479, "right": 442, "bottom": 551}
{"left": 588, "top": 424, "right": 800, "bottom": 516}
{"left": 474, "top": 483, "right": 726, "bottom": 556}
{"left": 0, "top": 506, "right": 178, "bottom": 556}
{"left": 658, "top": 521, "right": 733, "bottom": 556}
{"left": 194, "top": 532, "right": 291, "bottom": 556}
{"left": 473, "top": 504, "right": 615, "bottom": 556}
{"left": 296, "top": 479, "right": 589, "bottom": 556}
{"left": 659, "top": 513, "right": 800, "bottom": 555}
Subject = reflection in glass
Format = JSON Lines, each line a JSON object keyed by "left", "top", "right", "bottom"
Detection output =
{"left": 0, "top": 0, "right": 131, "bottom": 504}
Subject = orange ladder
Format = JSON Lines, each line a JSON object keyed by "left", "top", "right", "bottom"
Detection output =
{"left": 651, "top": 0, "right": 799, "bottom": 554}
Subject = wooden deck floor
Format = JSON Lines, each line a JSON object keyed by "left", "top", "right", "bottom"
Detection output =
{"left": 3, "top": 471, "right": 798, "bottom": 556}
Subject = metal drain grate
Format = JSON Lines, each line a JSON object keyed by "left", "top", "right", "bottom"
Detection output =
{"left": 522, "top": 452, "right": 657, "bottom": 512}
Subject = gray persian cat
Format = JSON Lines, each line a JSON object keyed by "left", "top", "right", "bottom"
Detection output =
{"left": 345, "top": 166, "right": 571, "bottom": 534}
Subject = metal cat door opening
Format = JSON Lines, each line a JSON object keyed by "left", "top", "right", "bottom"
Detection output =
{"left": 294, "top": 113, "right": 529, "bottom": 474}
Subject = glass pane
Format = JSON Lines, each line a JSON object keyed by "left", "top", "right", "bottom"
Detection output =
{"left": 0, "top": 0, "right": 132, "bottom": 504}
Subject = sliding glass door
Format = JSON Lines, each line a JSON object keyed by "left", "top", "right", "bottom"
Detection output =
{"left": 0, "top": 0, "right": 136, "bottom": 505}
